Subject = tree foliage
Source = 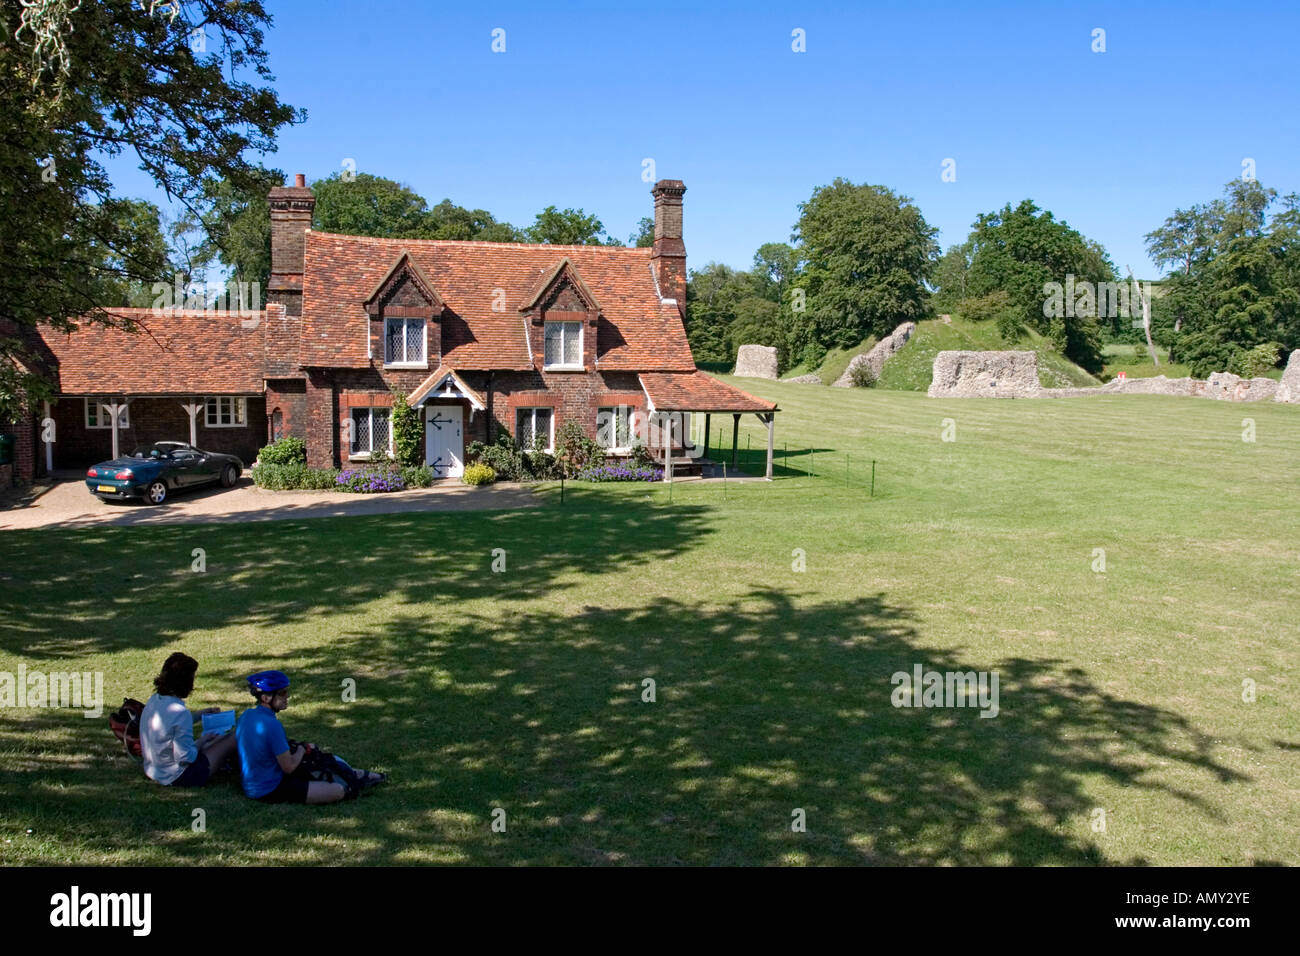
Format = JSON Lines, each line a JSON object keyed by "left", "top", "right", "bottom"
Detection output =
{"left": 793, "top": 179, "right": 938, "bottom": 349}
{"left": 1, "top": 0, "right": 300, "bottom": 414}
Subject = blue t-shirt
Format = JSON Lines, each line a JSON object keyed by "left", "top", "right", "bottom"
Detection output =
{"left": 236, "top": 704, "right": 290, "bottom": 798}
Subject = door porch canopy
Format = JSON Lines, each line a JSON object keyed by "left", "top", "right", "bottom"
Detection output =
{"left": 638, "top": 371, "right": 779, "bottom": 479}
{"left": 408, "top": 366, "right": 485, "bottom": 414}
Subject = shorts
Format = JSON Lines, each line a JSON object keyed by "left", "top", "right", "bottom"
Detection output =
{"left": 171, "top": 753, "right": 211, "bottom": 788}
{"left": 255, "top": 770, "right": 311, "bottom": 804}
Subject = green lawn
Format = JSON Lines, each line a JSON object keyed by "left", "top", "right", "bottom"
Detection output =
{"left": 1102, "top": 342, "right": 1193, "bottom": 380}
{"left": 2, "top": 384, "right": 1297, "bottom": 865}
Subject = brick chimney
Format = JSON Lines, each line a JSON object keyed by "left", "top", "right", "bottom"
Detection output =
{"left": 267, "top": 173, "right": 315, "bottom": 317}
{"left": 651, "top": 179, "right": 686, "bottom": 315}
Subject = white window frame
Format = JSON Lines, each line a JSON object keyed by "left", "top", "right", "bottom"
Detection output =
{"left": 596, "top": 405, "right": 636, "bottom": 453}
{"left": 204, "top": 396, "right": 248, "bottom": 428}
{"left": 384, "top": 317, "right": 428, "bottom": 368}
{"left": 543, "top": 320, "right": 583, "bottom": 370}
{"left": 349, "top": 406, "right": 393, "bottom": 459}
{"left": 85, "top": 398, "right": 129, "bottom": 430}
{"left": 515, "top": 407, "right": 555, "bottom": 453}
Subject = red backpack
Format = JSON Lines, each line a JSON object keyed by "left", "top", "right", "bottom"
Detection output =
{"left": 108, "top": 698, "right": 144, "bottom": 759}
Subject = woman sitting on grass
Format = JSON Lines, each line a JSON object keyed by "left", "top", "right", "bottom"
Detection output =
{"left": 139, "top": 652, "right": 238, "bottom": 788}
{"left": 236, "top": 670, "right": 386, "bottom": 805}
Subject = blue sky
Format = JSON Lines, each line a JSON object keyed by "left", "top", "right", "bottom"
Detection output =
{"left": 109, "top": 0, "right": 1300, "bottom": 278}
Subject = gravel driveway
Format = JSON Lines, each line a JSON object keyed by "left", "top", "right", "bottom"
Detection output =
{"left": 0, "top": 473, "right": 539, "bottom": 531}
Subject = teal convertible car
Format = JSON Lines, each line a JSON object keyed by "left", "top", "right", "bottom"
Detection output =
{"left": 85, "top": 441, "right": 244, "bottom": 504}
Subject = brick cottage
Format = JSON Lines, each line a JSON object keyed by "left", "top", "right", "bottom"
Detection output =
{"left": 2, "top": 178, "right": 779, "bottom": 486}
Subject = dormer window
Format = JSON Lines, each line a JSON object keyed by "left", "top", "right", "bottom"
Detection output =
{"left": 385, "top": 317, "right": 426, "bottom": 367}
{"left": 544, "top": 321, "right": 583, "bottom": 369}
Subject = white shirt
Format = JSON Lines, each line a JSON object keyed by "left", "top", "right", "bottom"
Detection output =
{"left": 140, "top": 693, "right": 198, "bottom": 785}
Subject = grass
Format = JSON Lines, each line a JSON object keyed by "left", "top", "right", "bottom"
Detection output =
{"left": 780, "top": 335, "right": 877, "bottom": 384}
{"left": 1102, "top": 342, "right": 1192, "bottom": 380}
{"left": 876, "top": 315, "right": 1101, "bottom": 391}
{"left": 2, "top": 384, "right": 1298, "bottom": 865}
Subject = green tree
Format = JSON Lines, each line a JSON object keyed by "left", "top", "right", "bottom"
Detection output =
{"left": 425, "top": 198, "right": 522, "bottom": 241}
{"left": 793, "top": 179, "right": 938, "bottom": 348}
{"left": 312, "top": 173, "right": 432, "bottom": 238}
{"left": 931, "top": 242, "right": 972, "bottom": 311}
{"left": 525, "top": 206, "right": 610, "bottom": 245}
{"left": 628, "top": 216, "right": 655, "bottom": 248}
{"left": 965, "top": 200, "right": 1113, "bottom": 371}
{"left": 1, "top": 0, "right": 299, "bottom": 411}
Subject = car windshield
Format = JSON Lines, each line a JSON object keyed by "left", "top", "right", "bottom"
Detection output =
{"left": 127, "top": 444, "right": 179, "bottom": 459}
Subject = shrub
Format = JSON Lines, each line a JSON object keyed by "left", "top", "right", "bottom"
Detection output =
{"left": 629, "top": 442, "right": 655, "bottom": 470}
{"left": 251, "top": 462, "right": 339, "bottom": 490}
{"left": 1230, "top": 342, "right": 1282, "bottom": 378}
{"left": 848, "top": 361, "right": 877, "bottom": 388}
{"left": 800, "top": 341, "right": 827, "bottom": 370}
{"left": 400, "top": 465, "right": 434, "bottom": 488}
{"left": 555, "top": 420, "right": 605, "bottom": 478}
{"left": 336, "top": 465, "right": 406, "bottom": 493}
{"left": 462, "top": 463, "right": 495, "bottom": 486}
{"left": 578, "top": 464, "right": 663, "bottom": 482}
{"left": 467, "top": 434, "right": 522, "bottom": 481}
{"left": 390, "top": 392, "right": 423, "bottom": 466}
{"left": 522, "top": 449, "right": 560, "bottom": 480}
{"left": 257, "top": 436, "right": 306, "bottom": 466}
{"left": 962, "top": 290, "right": 1012, "bottom": 323}
{"left": 996, "top": 310, "right": 1025, "bottom": 343}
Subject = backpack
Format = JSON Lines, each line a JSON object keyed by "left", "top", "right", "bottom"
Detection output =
{"left": 289, "top": 739, "right": 362, "bottom": 799}
{"left": 109, "top": 698, "right": 145, "bottom": 759}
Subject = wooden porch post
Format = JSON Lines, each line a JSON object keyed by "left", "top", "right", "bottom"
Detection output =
{"left": 180, "top": 399, "right": 203, "bottom": 447}
{"left": 703, "top": 412, "right": 711, "bottom": 461}
{"left": 763, "top": 412, "right": 774, "bottom": 480}
{"left": 103, "top": 399, "right": 130, "bottom": 461}
{"left": 731, "top": 413, "right": 740, "bottom": 470}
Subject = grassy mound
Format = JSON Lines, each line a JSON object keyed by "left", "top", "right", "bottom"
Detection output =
{"left": 876, "top": 316, "right": 1100, "bottom": 391}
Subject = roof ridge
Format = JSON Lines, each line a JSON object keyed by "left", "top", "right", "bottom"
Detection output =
{"left": 307, "top": 231, "right": 653, "bottom": 253}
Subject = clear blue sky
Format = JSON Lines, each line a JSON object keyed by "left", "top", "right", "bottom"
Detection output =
{"left": 109, "top": 0, "right": 1300, "bottom": 278}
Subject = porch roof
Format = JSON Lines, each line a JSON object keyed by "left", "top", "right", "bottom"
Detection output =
{"left": 638, "top": 371, "right": 777, "bottom": 414}
{"left": 408, "top": 365, "right": 486, "bottom": 410}
{"left": 37, "top": 308, "right": 271, "bottom": 395}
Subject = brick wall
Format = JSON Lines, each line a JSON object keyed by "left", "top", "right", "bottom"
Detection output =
{"left": 265, "top": 378, "right": 307, "bottom": 449}
{"left": 48, "top": 396, "right": 266, "bottom": 468}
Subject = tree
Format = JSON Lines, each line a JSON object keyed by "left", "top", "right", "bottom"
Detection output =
{"left": 684, "top": 263, "right": 749, "bottom": 364}
{"left": 312, "top": 173, "right": 432, "bottom": 238}
{"left": 628, "top": 216, "right": 655, "bottom": 248}
{"left": 1, "top": 0, "right": 300, "bottom": 412}
{"left": 793, "top": 179, "right": 938, "bottom": 349}
{"left": 1146, "top": 180, "right": 1300, "bottom": 371}
{"left": 931, "top": 242, "right": 972, "bottom": 311}
{"left": 965, "top": 200, "right": 1113, "bottom": 371}
{"left": 193, "top": 168, "right": 284, "bottom": 293}
{"left": 525, "top": 206, "right": 610, "bottom": 245}
{"left": 751, "top": 242, "right": 801, "bottom": 304}
{"left": 425, "top": 199, "right": 521, "bottom": 241}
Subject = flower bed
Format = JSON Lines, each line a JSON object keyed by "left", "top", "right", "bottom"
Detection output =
{"left": 336, "top": 467, "right": 406, "bottom": 493}
{"left": 577, "top": 464, "right": 664, "bottom": 482}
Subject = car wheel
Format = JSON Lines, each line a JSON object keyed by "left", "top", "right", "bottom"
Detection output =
{"left": 146, "top": 481, "right": 168, "bottom": 504}
{"left": 220, "top": 464, "right": 238, "bottom": 488}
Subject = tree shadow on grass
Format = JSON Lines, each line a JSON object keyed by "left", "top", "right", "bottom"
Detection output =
{"left": 0, "top": 498, "right": 1247, "bottom": 865}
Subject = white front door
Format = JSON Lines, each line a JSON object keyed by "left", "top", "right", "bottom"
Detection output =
{"left": 425, "top": 405, "right": 464, "bottom": 478}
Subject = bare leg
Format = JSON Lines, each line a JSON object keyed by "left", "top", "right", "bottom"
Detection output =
{"left": 305, "top": 781, "right": 347, "bottom": 805}
{"left": 199, "top": 730, "right": 237, "bottom": 770}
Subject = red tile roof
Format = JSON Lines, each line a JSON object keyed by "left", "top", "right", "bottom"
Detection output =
{"left": 639, "top": 372, "right": 778, "bottom": 413}
{"left": 39, "top": 308, "right": 273, "bottom": 394}
{"left": 300, "top": 233, "right": 695, "bottom": 372}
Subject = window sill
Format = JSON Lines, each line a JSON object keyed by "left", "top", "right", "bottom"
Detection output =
{"left": 543, "top": 365, "right": 585, "bottom": 372}
{"left": 384, "top": 363, "right": 428, "bottom": 370}
{"left": 204, "top": 423, "right": 247, "bottom": 429}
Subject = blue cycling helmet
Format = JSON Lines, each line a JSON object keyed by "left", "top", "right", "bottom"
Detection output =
{"left": 247, "top": 670, "right": 290, "bottom": 696}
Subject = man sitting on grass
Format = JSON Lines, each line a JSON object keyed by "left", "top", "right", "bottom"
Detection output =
{"left": 236, "top": 670, "right": 385, "bottom": 805}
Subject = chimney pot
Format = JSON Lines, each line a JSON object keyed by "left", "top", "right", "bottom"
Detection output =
{"left": 294, "top": 173, "right": 306, "bottom": 188}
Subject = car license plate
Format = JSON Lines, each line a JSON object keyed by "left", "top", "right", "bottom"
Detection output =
{"left": 96, "top": 484, "right": 117, "bottom": 493}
